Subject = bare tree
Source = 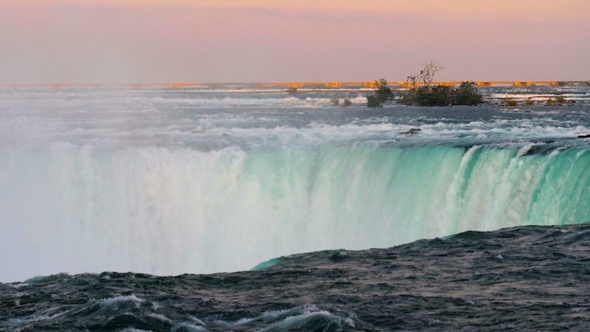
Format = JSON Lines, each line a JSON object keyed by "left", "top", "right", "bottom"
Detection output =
{"left": 418, "top": 61, "right": 445, "bottom": 91}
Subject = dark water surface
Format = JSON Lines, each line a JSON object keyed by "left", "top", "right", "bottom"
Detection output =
{"left": 2, "top": 223, "right": 590, "bottom": 331}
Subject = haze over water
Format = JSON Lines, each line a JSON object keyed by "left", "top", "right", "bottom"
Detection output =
{"left": 1, "top": 85, "right": 589, "bottom": 282}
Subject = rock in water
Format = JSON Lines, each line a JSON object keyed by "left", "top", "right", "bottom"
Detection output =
{"left": 2, "top": 223, "right": 590, "bottom": 331}
{"left": 400, "top": 128, "right": 422, "bottom": 135}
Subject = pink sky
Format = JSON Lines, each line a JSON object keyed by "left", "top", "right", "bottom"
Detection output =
{"left": 1, "top": 0, "right": 589, "bottom": 83}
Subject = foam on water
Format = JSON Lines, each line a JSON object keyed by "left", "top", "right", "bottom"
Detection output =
{"left": 3, "top": 292, "right": 349, "bottom": 332}
{"left": 2, "top": 291, "right": 170, "bottom": 331}
{"left": 1, "top": 142, "right": 589, "bottom": 281}
{"left": 1, "top": 87, "right": 589, "bottom": 282}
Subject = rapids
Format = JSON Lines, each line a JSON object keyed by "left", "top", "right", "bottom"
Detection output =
{"left": 0, "top": 86, "right": 589, "bottom": 282}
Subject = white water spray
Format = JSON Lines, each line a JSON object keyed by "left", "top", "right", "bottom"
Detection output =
{"left": 1, "top": 142, "right": 588, "bottom": 282}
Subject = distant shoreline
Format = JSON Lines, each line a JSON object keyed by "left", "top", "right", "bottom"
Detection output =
{"left": 1, "top": 80, "right": 589, "bottom": 90}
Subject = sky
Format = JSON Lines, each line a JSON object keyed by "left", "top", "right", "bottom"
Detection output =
{"left": 1, "top": 0, "right": 589, "bottom": 83}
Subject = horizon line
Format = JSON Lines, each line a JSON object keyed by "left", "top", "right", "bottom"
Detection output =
{"left": 1, "top": 80, "right": 590, "bottom": 89}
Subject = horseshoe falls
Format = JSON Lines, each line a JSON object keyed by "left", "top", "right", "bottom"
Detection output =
{"left": 1, "top": 87, "right": 589, "bottom": 282}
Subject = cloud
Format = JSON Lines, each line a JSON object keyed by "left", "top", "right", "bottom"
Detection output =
{"left": 54, "top": 3, "right": 194, "bottom": 16}
{"left": 212, "top": 6, "right": 422, "bottom": 25}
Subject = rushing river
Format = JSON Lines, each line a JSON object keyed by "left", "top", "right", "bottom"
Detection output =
{"left": 1, "top": 85, "right": 589, "bottom": 283}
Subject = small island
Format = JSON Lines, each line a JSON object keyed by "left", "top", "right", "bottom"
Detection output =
{"left": 367, "top": 61, "right": 483, "bottom": 107}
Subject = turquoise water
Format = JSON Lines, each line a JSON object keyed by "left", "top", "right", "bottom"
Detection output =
{"left": 0, "top": 86, "right": 589, "bottom": 282}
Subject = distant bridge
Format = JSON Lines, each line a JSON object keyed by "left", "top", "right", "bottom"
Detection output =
{"left": 1, "top": 81, "right": 589, "bottom": 90}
